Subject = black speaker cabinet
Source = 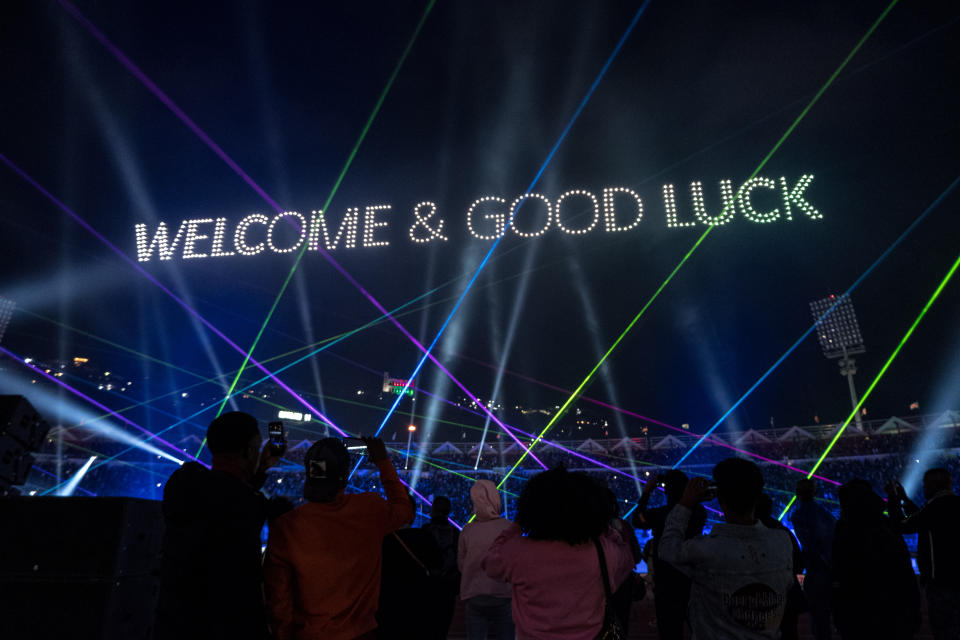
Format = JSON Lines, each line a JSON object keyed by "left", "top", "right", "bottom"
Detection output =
{"left": 0, "top": 497, "right": 163, "bottom": 639}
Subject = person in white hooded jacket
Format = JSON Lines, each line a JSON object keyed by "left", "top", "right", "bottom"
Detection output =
{"left": 458, "top": 479, "right": 515, "bottom": 640}
{"left": 659, "top": 458, "right": 794, "bottom": 640}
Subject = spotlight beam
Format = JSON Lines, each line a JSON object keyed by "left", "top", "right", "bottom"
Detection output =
{"left": 494, "top": 0, "right": 901, "bottom": 492}
{"left": 673, "top": 173, "right": 960, "bottom": 468}
{"left": 28, "top": 280, "right": 447, "bottom": 433}
{"left": 54, "top": 0, "right": 434, "bottom": 449}
{"left": 0, "top": 153, "right": 345, "bottom": 439}
{"left": 212, "top": 0, "right": 439, "bottom": 416}
{"left": 0, "top": 345, "right": 193, "bottom": 463}
{"left": 451, "top": 353, "right": 840, "bottom": 484}
{"left": 376, "top": 0, "right": 653, "bottom": 453}
{"left": 31, "top": 464, "right": 95, "bottom": 496}
{"left": 57, "top": 456, "right": 97, "bottom": 497}
{"left": 412, "top": 384, "right": 838, "bottom": 493}
{"left": 55, "top": 0, "right": 539, "bottom": 465}
{"left": 778, "top": 249, "right": 960, "bottom": 521}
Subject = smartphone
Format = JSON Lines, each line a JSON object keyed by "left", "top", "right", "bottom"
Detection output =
{"left": 268, "top": 421, "right": 286, "bottom": 456}
{"left": 343, "top": 437, "right": 367, "bottom": 454}
{"left": 704, "top": 484, "right": 718, "bottom": 501}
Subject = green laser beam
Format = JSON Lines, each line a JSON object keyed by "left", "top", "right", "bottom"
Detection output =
{"left": 495, "top": 226, "right": 712, "bottom": 490}
{"left": 21, "top": 308, "right": 217, "bottom": 382}
{"left": 49, "top": 440, "right": 170, "bottom": 479}
{"left": 214, "top": 0, "right": 437, "bottom": 431}
{"left": 490, "top": 0, "right": 902, "bottom": 499}
{"left": 204, "top": 387, "right": 523, "bottom": 497}
{"left": 778, "top": 249, "right": 960, "bottom": 521}
{"left": 35, "top": 215, "right": 564, "bottom": 436}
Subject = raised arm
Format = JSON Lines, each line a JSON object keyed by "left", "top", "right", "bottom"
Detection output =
{"left": 364, "top": 436, "right": 414, "bottom": 532}
{"left": 659, "top": 478, "right": 713, "bottom": 569}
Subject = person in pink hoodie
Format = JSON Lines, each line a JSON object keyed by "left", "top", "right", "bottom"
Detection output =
{"left": 458, "top": 479, "right": 515, "bottom": 640}
{"left": 483, "top": 468, "right": 634, "bottom": 640}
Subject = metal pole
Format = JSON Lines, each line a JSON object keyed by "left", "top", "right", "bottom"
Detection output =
{"left": 839, "top": 345, "right": 864, "bottom": 431}
{"left": 404, "top": 428, "right": 413, "bottom": 470}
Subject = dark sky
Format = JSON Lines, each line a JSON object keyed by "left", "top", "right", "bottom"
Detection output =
{"left": 1, "top": 0, "right": 958, "bottom": 450}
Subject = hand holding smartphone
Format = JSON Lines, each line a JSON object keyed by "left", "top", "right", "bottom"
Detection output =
{"left": 343, "top": 437, "right": 368, "bottom": 455}
{"left": 268, "top": 421, "right": 287, "bottom": 457}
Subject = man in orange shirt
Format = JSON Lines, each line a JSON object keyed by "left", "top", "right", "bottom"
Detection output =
{"left": 264, "top": 436, "right": 413, "bottom": 640}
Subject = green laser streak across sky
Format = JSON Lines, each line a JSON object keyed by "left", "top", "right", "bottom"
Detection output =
{"left": 38, "top": 240, "right": 550, "bottom": 435}
{"left": 777, "top": 249, "right": 960, "bottom": 521}
{"left": 491, "top": 0, "right": 902, "bottom": 497}
{"left": 215, "top": 0, "right": 438, "bottom": 430}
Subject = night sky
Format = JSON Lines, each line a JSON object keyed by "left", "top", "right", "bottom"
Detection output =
{"left": 1, "top": 0, "right": 958, "bottom": 453}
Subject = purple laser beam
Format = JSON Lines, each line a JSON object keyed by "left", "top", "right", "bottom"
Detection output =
{"left": 0, "top": 345, "right": 198, "bottom": 463}
{"left": 454, "top": 356, "right": 842, "bottom": 485}
{"left": 414, "top": 384, "right": 840, "bottom": 487}
{"left": 56, "top": 1, "right": 543, "bottom": 467}
{"left": 0, "top": 152, "right": 346, "bottom": 439}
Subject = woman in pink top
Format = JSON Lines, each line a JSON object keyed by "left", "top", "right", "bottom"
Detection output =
{"left": 483, "top": 468, "right": 634, "bottom": 640}
{"left": 458, "top": 479, "right": 515, "bottom": 640}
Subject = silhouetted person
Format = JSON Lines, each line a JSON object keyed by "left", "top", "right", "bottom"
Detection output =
{"left": 832, "top": 479, "right": 919, "bottom": 640}
{"left": 421, "top": 495, "right": 461, "bottom": 639}
{"left": 377, "top": 495, "right": 444, "bottom": 639}
{"left": 887, "top": 468, "right": 960, "bottom": 640}
{"left": 659, "top": 458, "right": 794, "bottom": 639}
{"left": 790, "top": 478, "right": 835, "bottom": 640}
{"left": 458, "top": 480, "right": 514, "bottom": 640}
{"left": 632, "top": 470, "right": 706, "bottom": 640}
{"left": 155, "top": 411, "right": 281, "bottom": 640}
{"left": 606, "top": 488, "right": 643, "bottom": 637}
{"left": 484, "top": 467, "right": 634, "bottom": 639}
{"left": 264, "top": 437, "right": 413, "bottom": 640}
{"left": 757, "top": 493, "right": 807, "bottom": 640}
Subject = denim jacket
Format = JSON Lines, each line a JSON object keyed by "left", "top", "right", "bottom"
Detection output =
{"left": 659, "top": 504, "right": 794, "bottom": 639}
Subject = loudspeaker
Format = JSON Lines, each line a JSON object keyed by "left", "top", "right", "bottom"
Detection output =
{"left": 0, "top": 395, "right": 50, "bottom": 450}
{"left": 0, "top": 395, "right": 50, "bottom": 492}
{"left": 0, "top": 497, "right": 163, "bottom": 639}
{"left": 0, "top": 439, "right": 32, "bottom": 485}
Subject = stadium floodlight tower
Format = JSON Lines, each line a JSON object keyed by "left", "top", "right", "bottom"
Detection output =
{"left": 810, "top": 294, "right": 866, "bottom": 432}
{"left": 0, "top": 296, "right": 15, "bottom": 344}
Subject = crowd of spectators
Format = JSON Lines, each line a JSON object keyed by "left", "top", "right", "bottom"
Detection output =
{"left": 36, "top": 421, "right": 960, "bottom": 540}
{"left": 150, "top": 412, "right": 960, "bottom": 639}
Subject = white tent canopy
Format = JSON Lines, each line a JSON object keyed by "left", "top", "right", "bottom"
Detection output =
{"left": 652, "top": 434, "right": 685, "bottom": 450}
{"left": 502, "top": 441, "right": 529, "bottom": 454}
{"left": 929, "top": 410, "right": 960, "bottom": 429}
{"left": 432, "top": 441, "right": 461, "bottom": 456}
{"left": 735, "top": 429, "right": 772, "bottom": 445}
{"left": 875, "top": 417, "right": 917, "bottom": 434}
{"left": 576, "top": 438, "right": 607, "bottom": 453}
{"left": 468, "top": 442, "right": 498, "bottom": 455}
{"left": 610, "top": 437, "right": 645, "bottom": 452}
{"left": 47, "top": 426, "right": 81, "bottom": 442}
{"left": 777, "top": 426, "right": 815, "bottom": 441}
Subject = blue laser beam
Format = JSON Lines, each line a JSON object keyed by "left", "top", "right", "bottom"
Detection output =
{"left": 375, "top": 0, "right": 653, "bottom": 437}
{"left": 672, "top": 173, "right": 960, "bottom": 468}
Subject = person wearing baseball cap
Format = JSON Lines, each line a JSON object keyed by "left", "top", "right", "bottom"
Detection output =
{"left": 155, "top": 411, "right": 283, "bottom": 640}
{"left": 264, "top": 436, "right": 413, "bottom": 640}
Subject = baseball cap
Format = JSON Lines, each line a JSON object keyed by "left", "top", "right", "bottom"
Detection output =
{"left": 303, "top": 438, "right": 350, "bottom": 502}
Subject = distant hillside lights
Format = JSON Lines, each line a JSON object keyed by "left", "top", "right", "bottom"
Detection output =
{"left": 134, "top": 174, "right": 820, "bottom": 262}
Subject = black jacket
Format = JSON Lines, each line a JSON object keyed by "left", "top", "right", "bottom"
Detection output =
{"left": 894, "top": 493, "right": 960, "bottom": 589}
{"left": 831, "top": 516, "right": 920, "bottom": 639}
{"left": 154, "top": 462, "right": 270, "bottom": 640}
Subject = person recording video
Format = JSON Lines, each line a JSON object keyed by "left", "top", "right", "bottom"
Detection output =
{"left": 263, "top": 435, "right": 413, "bottom": 640}
{"left": 155, "top": 411, "right": 284, "bottom": 640}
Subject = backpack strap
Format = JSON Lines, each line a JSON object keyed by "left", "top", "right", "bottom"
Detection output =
{"left": 392, "top": 531, "right": 431, "bottom": 576}
{"left": 593, "top": 537, "right": 613, "bottom": 599}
